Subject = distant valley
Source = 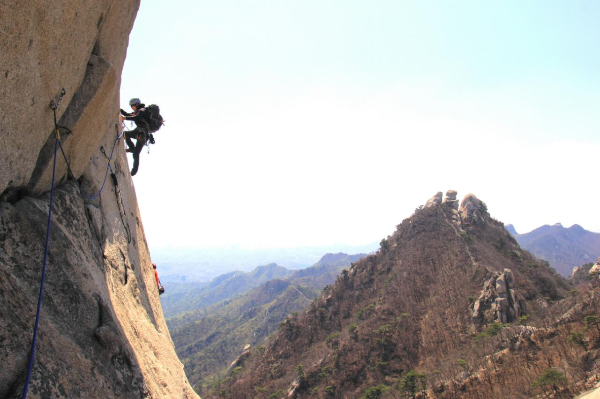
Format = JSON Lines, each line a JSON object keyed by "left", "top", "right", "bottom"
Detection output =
{"left": 162, "top": 263, "right": 294, "bottom": 318}
{"left": 164, "top": 253, "right": 366, "bottom": 393}
{"left": 152, "top": 243, "right": 378, "bottom": 283}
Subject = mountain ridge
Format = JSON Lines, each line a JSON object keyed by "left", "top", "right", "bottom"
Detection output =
{"left": 507, "top": 223, "right": 600, "bottom": 276}
{"left": 162, "top": 263, "right": 293, "bottom": 318}
{"left": 222, "top": 191, "right": 598, "bottom": 399}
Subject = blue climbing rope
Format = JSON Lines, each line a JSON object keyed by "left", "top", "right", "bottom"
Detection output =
{"left": 22, "top": 89, "right": 126, "bottom": 397}
{"left": 22, "top": 123, "right": 60, "bottom": 399}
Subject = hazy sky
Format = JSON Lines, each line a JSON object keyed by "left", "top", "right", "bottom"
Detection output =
{"left": 120, "top": 0, "right": 600, "bottom": 250}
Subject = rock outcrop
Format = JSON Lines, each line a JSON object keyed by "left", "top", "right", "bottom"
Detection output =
{"left": 589, "top": 258, "right": 600, "bottom": 276}
{"left": 472, "top": 269, "right": 522, "bottom": 324}
{"left": 571, "top": 258, "right": 600, "bottom": 285}
{"left": 424, "top": 191, "right": 443, "bottom": 208}
{"left": 226, "top": 345, "right": 252, "bottom": 375}
{"left": 442, "top": 189, "right": 459, "bottom": 210}
{"left": 459, "top": 193, "right": 488, "bottom": 222}
{"left": 0, "top": 2, "right": 198, "bottom": 398}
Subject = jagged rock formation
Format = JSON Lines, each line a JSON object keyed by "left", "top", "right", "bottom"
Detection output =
{"left": 424, "top": 191, "right": 443, "bottom": 208}
{"left": 571, "top": 258, "right": 600, "bottom": 285}
{"left": 472, "top": 269, "right": 521, "bottom": 324}
{"left": 505, "top": 223, "right": 519, "bottom": 236}
{"left": 459, "top": 193, "right": 488, "bottom": 222}
{"left": 442, "top": 189, "right": 458, "bottom": 210}
{"left": 223, "top": 192, "right": 598, "bottom": 399}
{"left": 0, "top": 2, "right": 197, "bottom": 398}
{"left": 591, "top": 259, "right": 600, "bottom": 276}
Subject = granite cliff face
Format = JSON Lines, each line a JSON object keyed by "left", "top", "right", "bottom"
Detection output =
{"left": 0, "top": 2, "right": 197, "bottom": 398}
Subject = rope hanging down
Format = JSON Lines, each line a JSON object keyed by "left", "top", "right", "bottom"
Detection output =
{"left": 22, "top": 89, "right": 127, "bottom": 398}
{"left": 101, "top": 146, "right": 132, "bottom": 243}
{"left": 57, "top": 123, "right": 124, "bottom": 201}
{"left": 22, "top": 98, "right": 62, "bottom": 399}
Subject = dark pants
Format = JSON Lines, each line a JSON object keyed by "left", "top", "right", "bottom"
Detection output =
{"left": 125, "top": 129, "right": 146, "bottom": 176}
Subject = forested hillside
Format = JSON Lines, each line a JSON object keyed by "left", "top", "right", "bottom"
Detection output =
{"left": 221, "top": 192, "right": 599, "bottom": 399}
{"left": 162, "top": 263, "right": 293, "bottom": 317}
{"left": 168, "top": 253, "right": 365, "bottom": 393}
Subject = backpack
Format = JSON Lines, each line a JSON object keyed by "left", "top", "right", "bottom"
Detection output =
{"left": 144, "top": 104, "right": 164, "bottom": 133}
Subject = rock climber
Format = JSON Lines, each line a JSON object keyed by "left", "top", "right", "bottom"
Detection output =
{"left": 120, "top": 98, "right": 150, "bottom": 176}
{"left": 153, "top": 263, "right": 165, "bottom": 295}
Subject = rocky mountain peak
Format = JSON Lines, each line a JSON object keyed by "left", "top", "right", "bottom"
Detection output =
{"left": 568, "top": 224, "right": 585, "bottom": 234}
{"left": 221, "top": 191, "right": 598, "bottom": 399}
{"left": 505, "top": 223, "right": 518, "bottom": 235}
{"left": 459, "top": 192, "right": 489, "bottom": 221}
{"left": 423, "top": 191, "right": 443, "bottom": 208}
{"left": 423, "top": 191, "right": 488, "bottom": 220}
{"left": 441, "top": 189, "right": 458, "bottom": 209}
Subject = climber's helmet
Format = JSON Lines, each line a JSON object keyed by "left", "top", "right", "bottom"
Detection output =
{"left": 129, "top": 98, "right": 142, "bottom": 110}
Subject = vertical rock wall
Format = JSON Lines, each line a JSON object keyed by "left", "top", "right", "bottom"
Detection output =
{"left": 0, "top": 2, "right": 198, "bottom": 398}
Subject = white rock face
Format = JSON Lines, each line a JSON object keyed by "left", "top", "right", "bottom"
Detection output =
{"left": 424, "top": 192, "right": 443, "bottom": 208}
{"left": 0, "top": 2, "right": 198, "bottom": 398}
{"left": 459, "top": 193, "right": 488, "bottom": 222}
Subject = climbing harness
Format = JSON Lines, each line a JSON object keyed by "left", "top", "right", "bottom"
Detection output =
{"left": 22, "top": 89, "right": 129, "bottom": 398}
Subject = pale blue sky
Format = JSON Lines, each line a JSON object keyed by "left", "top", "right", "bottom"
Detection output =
{"left": 121, "top": 1, "right": 599, "bottom": 249}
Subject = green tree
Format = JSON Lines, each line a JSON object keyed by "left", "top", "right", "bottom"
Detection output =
{"left": 398, "top": 370, "right": 427, "bottom": 398}
{"left": 380, "top": 238, "right": 390, "bottom": 253}
{"left": 567, "top": 331, "right": 586, "bottom": 350}
{"left": 296, "top": 364, "right": 305, "bottom": 380}
{"left": 518, "top": 315, "right": 530, "bottom": 325}
{"left": 485, "top": 322, "right": 504, "bottom": 336}
{"left": 532, "top": 369, "right": 567, "bottom": 394}
{"left": 361, "top": 384, "right": 390, "bottom": 399}
{"left": 457, "top": 359, "right": 470, "bottom": 370}
{"left": 269, "top": 389, "right": 286, "bottom": 399}
{"left": 584, "top": 315, "right": 600, "bottom": 332}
